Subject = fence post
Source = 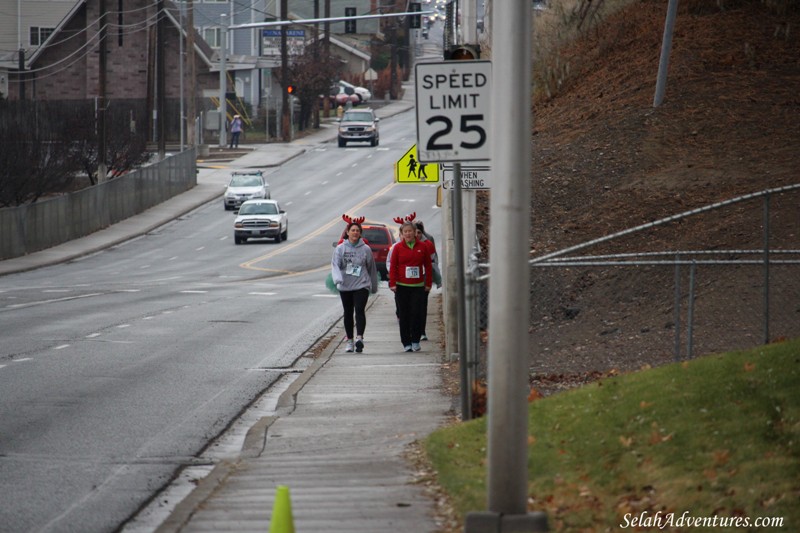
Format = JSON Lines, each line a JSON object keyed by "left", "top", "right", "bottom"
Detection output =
{"left": 687, "top": 260, "right": 696, "bottom": 359}
{"left": 464, "top": 260, "right": 476, "bottom": 412}
{"left": 763, "top": 193, "right": 771, "bottom": 345}
{"left": 673, "top": 255, "right": 681, "bottom": 361}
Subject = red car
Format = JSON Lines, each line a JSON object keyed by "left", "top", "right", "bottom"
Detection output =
{"left": 338, "top": 223, "right": 396, "bottom": 281}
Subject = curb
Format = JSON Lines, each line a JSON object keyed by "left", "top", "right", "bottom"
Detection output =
{"left": 154, "top": 293, "right": 382, "bottom": 532}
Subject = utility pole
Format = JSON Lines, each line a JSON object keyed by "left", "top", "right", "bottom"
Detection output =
{"left": 313, "top": 0, "right": 320, "bottom": 128}
{"left": 156, "top": 0, "right": 166, "bottom": 159}
{"left": 219, "top": 13, "right": 228, "bottom": 148}
{"left": 464, "top": 0, "right": 548, "bottom": 530}
{"left": 389, "top": 24, "right": 397, "bottom": 99}
{"left": 178, "top": 1, "right": 185, "bottom": 149}
{"left": 653, "top": 0, "right": 679, "bottom": 107}
{"left": 98, "top": 0, "right": 108, "bottom": 180}
{"left": 18, "top": 49, "right": 25, "bottom": 100}
{"left": 324, "top": 0, "right": 330, "bottom": 55}
{"left": 280, "top": 0, "right": 290, "bottom": 142}
{"left": 186, "top": 0, "right": 197, "bottom": 147}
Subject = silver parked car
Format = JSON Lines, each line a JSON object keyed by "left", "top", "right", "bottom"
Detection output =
{"left": 233, "top": 199, "right": 288, "bottom": 244}
{"left": 223, "top": 171, "right": 270, "bottom": 210}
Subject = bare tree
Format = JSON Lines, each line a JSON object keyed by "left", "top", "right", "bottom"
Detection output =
{"left": 278, "top": 42, "right": 343, "bottom": 132}
{"left": 0, "top": 100, "right": 151, "bottom": 206}
{"left": 0, "top": 101, "right": 80, "bottom": 207}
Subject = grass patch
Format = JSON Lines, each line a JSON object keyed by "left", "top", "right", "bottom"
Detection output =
{"left": 424, "top": 339, "right": 800, "bottom": 531}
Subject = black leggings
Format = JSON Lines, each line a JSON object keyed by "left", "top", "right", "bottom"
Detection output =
{"left": 340, "top": 288, "right": 369, "bottom": 339}
{"left": 394, "top": 285, "right": 426, "bottom": 347}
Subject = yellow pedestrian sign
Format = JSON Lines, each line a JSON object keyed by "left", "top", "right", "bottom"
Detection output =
{"left": 395, "top": 144, "right": 439, "bottom": 183}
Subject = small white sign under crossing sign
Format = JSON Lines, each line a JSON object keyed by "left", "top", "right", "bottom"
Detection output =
{"left": 415, "top": 60, "right": 492, "bottom": 164}
{"left": 441, "top": 164, "right": 491, "bottom": 190}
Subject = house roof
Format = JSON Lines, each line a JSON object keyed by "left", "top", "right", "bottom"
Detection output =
{"left": 23, "top": 0, "right": 215, "bottom": 69}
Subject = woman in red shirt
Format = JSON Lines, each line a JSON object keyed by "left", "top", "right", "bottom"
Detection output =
{"left": 389, "top": 222, "right": 432, "bottom": 352}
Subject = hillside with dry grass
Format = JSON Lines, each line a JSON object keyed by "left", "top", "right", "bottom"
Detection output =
{"left": 476, "top": 0, "right": 800, "bottom": 388}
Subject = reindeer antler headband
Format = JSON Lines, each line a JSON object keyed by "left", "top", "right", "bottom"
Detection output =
{"left": 342, "top": 214, "right": 365, "bottom": 225}
{"left": 392, "top": 212, "right": 417, "bottom": 225}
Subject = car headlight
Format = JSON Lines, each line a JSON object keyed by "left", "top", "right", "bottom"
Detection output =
{"left": 234, "top": 222, "right": 244, "bottom": 228}
{"left": 252, "top": 191, "right": 265, "bottom": 198}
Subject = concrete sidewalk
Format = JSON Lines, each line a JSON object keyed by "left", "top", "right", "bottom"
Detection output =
{"left": 156, "top": 291, "right": 451, "bottom": 533}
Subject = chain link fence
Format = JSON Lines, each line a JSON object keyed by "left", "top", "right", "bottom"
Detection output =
{"left": 465, "top": 184, "right": 800, "bottom": 389}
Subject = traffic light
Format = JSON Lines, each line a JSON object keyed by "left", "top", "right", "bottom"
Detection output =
{"left": 409, "top": 2, "right": 421, "bottom": 29}
{"left": 344, "top": 7, "right": 356, "bottom": 34}
{"left": 286, "top": 84, "right": 296, "bottom": 95}
{"left": 445, "top": 44, "right": 480, "bottom": 60}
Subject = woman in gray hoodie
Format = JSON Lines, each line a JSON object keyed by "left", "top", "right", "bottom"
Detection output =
{"left": 331, "top": 221, "right": 378, "bottom": 352}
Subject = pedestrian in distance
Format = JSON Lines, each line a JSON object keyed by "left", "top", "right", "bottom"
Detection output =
{"left": 389, "top": 220, "right": 432, "bottom": 352}
{"left": 414, "top": 221, "right": 441, "bottom": 341}
{"left": 331, "top": 219, "right": 378, "bottom": 353}
{"left": 229, "top": 114, "right": 243, "bottom": 149}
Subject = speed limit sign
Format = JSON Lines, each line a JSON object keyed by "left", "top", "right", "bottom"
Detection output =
{"left": 415, "top": 60, "right": 492, "bottom": 163}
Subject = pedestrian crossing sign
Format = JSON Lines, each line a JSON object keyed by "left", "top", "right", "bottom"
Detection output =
{"left": 395, "top": 144, "right": 439, "bottom": 184}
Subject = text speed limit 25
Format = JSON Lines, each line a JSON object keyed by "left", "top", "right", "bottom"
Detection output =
{"left": 415, "top": 60, "right": 492, "bottom": 163}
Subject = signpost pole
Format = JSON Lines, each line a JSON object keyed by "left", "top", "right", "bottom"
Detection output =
{"left": 452, "top": 162, "right": 472, "bottom": 421}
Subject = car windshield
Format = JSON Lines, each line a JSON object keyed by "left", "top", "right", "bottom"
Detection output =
{"left": 363, "top": 228, "right": 389, "bottom": 245}
{"left": 240, "top": 203, "right": 277, "bottom": 215}
{"left": 343, "top": 112, "right": 373, "bottom": 122}
{"left": 230, "top": 175, "right": 263, "bottom": 187}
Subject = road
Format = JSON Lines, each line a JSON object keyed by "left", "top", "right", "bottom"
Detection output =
{"left": 0, "top": 109, "right": 442, "bottom": 533}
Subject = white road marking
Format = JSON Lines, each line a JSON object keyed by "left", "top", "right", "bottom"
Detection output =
{"left": 6, "top": 292, "right": 103, "bottom": 310}
{"left": 54, "top": 345, "right": 70, "bottom": 350}
{"left": 180, "top": 290, "right": 208, "bottom": 294}
{"left": 117, "top": 324, "right": 131, "bottom": 329}
{"left": 86, "top": 333, "right": 101, "bottom": 338}
{"left": 42, "top": 289, "right": 71, "bottom": 293}
{"left": 312, "top": 294, "right": 339, "bottom": 298}
{"left": 14, "top": 358, "right": 33, "bottom": 362}
{"left": 195, "top": 246, "right": 205, "bottom": 251}
{"left": 248, "top": 292, "right": 277, "bottom": 296}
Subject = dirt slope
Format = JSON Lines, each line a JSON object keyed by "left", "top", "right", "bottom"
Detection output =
{"left": 478, "top": 0, "right": 800, "bottom": 390}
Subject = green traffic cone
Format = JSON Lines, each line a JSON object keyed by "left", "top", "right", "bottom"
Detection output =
{"left": 268, "top": 485, "right": 295, "bottom": 533}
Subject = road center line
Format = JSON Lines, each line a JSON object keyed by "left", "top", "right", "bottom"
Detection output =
{"left": 240, "top": 182, "right": 397, "bottom": 273}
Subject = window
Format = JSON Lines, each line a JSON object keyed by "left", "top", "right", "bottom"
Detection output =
{"left": 204, "top": 27, "right": 221, "bottom": 48}
{"left": 30, "top": 27, "right": 55, "bottom": 47}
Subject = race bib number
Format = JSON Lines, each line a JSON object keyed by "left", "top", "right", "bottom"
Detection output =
{"left": 345, "top": 263, "right": 362, "bottom": 276}
{"left": 405, "top": 266, "right": 420, "bottom": 279}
